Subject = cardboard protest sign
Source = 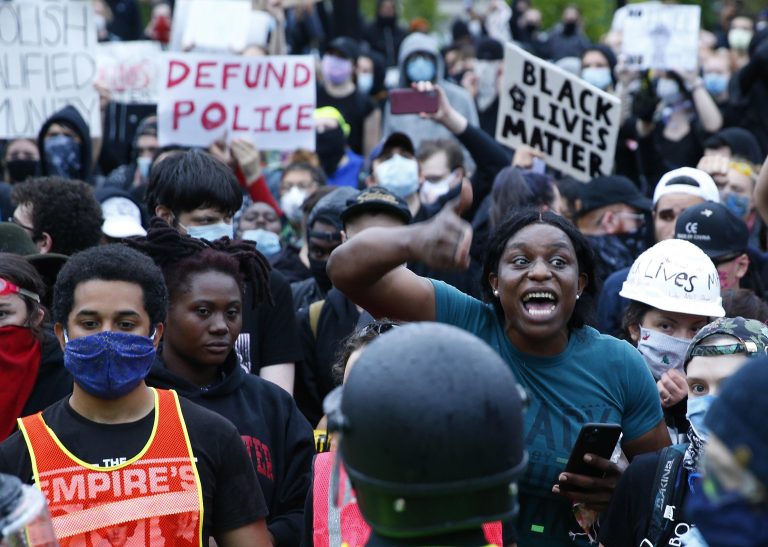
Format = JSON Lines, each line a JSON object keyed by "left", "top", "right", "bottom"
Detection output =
{"left": 96, "top": 41, "right": 162, "bottom": 104}
{"left": 0, "top": 0, "right": 101, "bottom": 138}
{"left": 157, "top": 53, "right": 315, "bottom": 150}
{"left": 171, "top": 0, "right": 271, "bottom": 53}
{"left": 621, "top": 3, "right": 700, "bottom": 71}
{"left": 495, "top": 43, "right": 620, "bottom": 182}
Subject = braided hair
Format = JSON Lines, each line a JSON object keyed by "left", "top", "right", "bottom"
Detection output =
{"left": 125, "top": 218, "right": 272, "bottom": 308}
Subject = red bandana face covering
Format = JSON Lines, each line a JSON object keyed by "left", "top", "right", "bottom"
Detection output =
{"left": 0, "top": 326, "right": 41, "bottom": 440}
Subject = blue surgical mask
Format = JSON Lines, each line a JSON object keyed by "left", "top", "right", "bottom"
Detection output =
{"left": 183, "top": 222, "right": 233, "bottom": 241}
{"left": 703, "top": 73, "right": 729, "bottom": 96}
{"left": 357, "top": 72, "right": 374, "bottom": 94}
{"left": 686, "top": 394, "right": 716, "bottom": 441}
{"left": 406, "top": 56, "right": 436, "bottom": 83}
{"left": 137, "top": 156, "right": 152, "bottom": 180}
{"left": 63, "top": 331, "right": 156, "bottom": 399}
{"left": 44, "top": 134, "right": 81, "bottom": 179}
{"left": 724, "top": 192, "right": 750, "bottom": 219}
{"left": 656, "top": 77, "right": 682, "bottom": 105}
{"left": 242, "top": 228, "right": 281, "bottom": 257}
{"left": 374, "top": 154, "right": 419, "bottom": 199}
{"left": 581, "top": 67, "right": 612, "bottom": 90}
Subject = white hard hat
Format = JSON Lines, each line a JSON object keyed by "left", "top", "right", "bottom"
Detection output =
{"left": 620, "top": 239, "right": 725, "bottom": 317}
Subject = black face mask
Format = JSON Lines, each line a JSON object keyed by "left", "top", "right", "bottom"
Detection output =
{"left": 378, "top": 15, "right": 396, "bottom": 27}
{"left": 5, "top": 159, "right": 39, "bottom": 183}
{"left": 525, "top": 23, "right": 540, "bottom": 35}
{"left": 316, "top": 127, "right": 347, "bottom": 178}
{"left": 563, "top": 21, "right": 577, "bottom": 35}
{"left": 309, "top": 257, "right": 333, "bottom": 293}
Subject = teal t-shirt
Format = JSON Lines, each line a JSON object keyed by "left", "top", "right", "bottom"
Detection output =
{"left": 431, "top": 280, "right": 662, "bottom": 547}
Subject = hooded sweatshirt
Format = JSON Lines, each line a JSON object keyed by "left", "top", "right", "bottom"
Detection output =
{"left": 147, "top": 352, "right": 314, "bottom": 546}
{"left": 37, "top": 105, "right": 93, "bottom": 181}
{"left": 382, "top": 33, "right": 479, "bottom": 171}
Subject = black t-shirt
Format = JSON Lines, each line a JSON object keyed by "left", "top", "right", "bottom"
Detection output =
{"left": 0, "top": 394, "right": 268, "bottom": 543}
{"left": 240, "top": 270, "right": 303, "bottom": 373}
{"left": 316, "top": 87, "right": 375, "bottom": 155}
{"left": 599, "top": 452, "right": 692, "bottom": 547}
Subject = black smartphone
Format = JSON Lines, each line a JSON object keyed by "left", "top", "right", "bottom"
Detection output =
{"left": 564, "top": 423, "right": 622, "bottom": 477}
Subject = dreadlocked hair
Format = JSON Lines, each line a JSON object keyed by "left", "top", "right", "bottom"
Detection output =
{"left": 125, "top": 217, "right": 272, "bottom": 308}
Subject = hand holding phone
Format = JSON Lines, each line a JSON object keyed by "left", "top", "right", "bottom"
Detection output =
{"left": 563, "top": 423, "right": 622, "bottom": 478}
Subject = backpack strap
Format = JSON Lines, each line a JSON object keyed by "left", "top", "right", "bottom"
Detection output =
{"left": 309, "top": 299, "right": 325, "bottom": 339}
{"left": 646, "top": 443, "right": 689, "bottom": 546}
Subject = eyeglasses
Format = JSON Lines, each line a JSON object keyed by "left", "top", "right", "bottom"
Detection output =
{"left": 616, "top": 212, "right": 646, "bottom": 227}
{"left": 8, "top": 215, "right": 34, "bottom": 234}
{"left": 0, "top": 278, "right": 40, "bottom": 303}
{"left": 359, "top": 321, "right": 400, "bottom": 337}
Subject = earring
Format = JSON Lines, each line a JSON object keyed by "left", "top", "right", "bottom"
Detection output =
{"left": 576, "top": 294, "right": 580, "bottom": 300}
{"left": 493, "top": 289, "right": 499, "bottom": 297}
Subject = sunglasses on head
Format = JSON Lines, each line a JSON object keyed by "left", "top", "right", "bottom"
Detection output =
{"left": 0, "top": 278, "right": 40, "bottom": 303}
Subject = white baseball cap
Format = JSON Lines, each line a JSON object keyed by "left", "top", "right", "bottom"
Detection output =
{"left": 652, "top": 167, "right": 720, "bottom": 207}
{"left": 101, "top": 197, "right": 147, "bottom": 238}
{"left": 620, "top": 239, "right": 725, "bottom": 317}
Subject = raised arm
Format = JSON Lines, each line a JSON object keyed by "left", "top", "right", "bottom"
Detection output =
{"left": 327, "top": 202, "right": 473, "bottom": 321}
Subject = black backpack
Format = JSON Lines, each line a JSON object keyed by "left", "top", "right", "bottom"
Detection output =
{"left": 644, "top": 443, "right": 690, "bottom": 546}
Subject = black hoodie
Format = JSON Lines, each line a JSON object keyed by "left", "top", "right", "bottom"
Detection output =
{"left": 37, "top": 105, "right": 93, "bottom": 181}
{"left": 20, "top": 327, "right": 73, "bottom": 418}
{"left": 147, "top": 352, "right": 314, "bottom": 546}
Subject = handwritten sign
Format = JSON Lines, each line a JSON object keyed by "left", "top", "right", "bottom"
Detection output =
{"left": 621, "top": 3, "right": 700, "bottom": 71}
{"left": 495, "top": 43, "right": 620, "bottom": 182}
{"left": 0, "top": 0, "right": 101, "bottom": 138}
{"left": 96, "top": 41, "right": 162, "bottom": 104}
{"left": 157, "top": 53, "right": 316, "bottom": 150}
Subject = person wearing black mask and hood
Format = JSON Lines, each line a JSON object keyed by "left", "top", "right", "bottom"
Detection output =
{"left": 544, "top": 5, "right": 591, "bottom": 62}
{"left": 314, "top": 108, "right": 364, "bottom": 188}
{"left": 364, "top": 0, "right": 406, "bottom": 69}
{"left": 36, "top": 106, "right": 93, "bottom": 182}
{"left": 290, "top": 187, "right": 359, "bottom": 311}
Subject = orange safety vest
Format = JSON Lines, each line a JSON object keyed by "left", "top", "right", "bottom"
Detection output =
{"left": 312, "top": 452, "right": 503, "bottom": 547}
{"left": 18, "top": 388, "right": 204, "bottom": 547}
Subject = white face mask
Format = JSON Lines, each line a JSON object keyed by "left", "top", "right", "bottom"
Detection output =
{"left": 137, "top": 156, "right": 152, "bottom": 180}
{"left": 182, "top": 222, "right": 233, "bottom": 241}
{"left": 475, "top": 60, "right": 501, "bottom": 111}
{"left": 280, "top": 187, "right": 308, "bottom": 223}
{"left": 656, "top": 77, "right": 682, "bottom": 105}
{"left": 636, "top": 327, "right": 690, "bottom": 379}
{"left": 419, "top": 171, "right": 458, "bottom": 205}
{"left": 357, "top": 72, "right": 374, "bottom": 94}
{"left": 375, "top": 154, "right": 420, "bottom": 199}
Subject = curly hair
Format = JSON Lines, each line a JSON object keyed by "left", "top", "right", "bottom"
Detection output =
{"left": 331, "top": 319, "right": 401, "bottom": 386}
{"left": 125, "top": 218, "right": 272, "bottom": 309}
{"left": 52, "top": 245, "right": 168, "bottom": 326}
{"left": 11, "top": 177, "right": 103, "bottom": 256}
{"left": 0, "top": 253, "right": 46, "bottom": 337}
{"left": 482, "top": 209, "right": 599, "bottom": 331}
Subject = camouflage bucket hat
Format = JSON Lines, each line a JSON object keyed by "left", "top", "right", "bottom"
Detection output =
{"left": 684, "top": 316, "right": 768, "bottom": 370}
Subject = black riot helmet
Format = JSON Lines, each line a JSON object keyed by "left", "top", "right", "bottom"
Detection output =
{"left": 332, "top": 322, "right": 527, "bottom": 539}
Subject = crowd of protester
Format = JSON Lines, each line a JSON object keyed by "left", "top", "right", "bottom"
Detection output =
{"left": 2, "top": 0, "right": 768, "bottom": 545}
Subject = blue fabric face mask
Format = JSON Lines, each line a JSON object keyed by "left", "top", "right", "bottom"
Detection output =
{"left": 374, "top": 154, "right": 419, "bottom": 199}
{"left": 581, "top": 67, "right": 612, "bottom": 90}
{"left": 64, "top": 331, "right": 156, "bottom": 399}
{"left": 703, "top": 73, "right": 729, "bottom": 96}
{"left": 44, "top": 134, "right": 81, "bottom": 179}
{"left": 137, "top": 156, "right": 152, "bottom": 180}
{"left": 686, "top": 394, "right": 716, "bottom": 441}
{"left": 184, "top": 222, "right": 233, "bottom": 241}
{"left": 724, "top": 193, "right": 750, "bottom": 219}
{"left": 406, "top": 56, "right": 436, "bottom": 83}
{"left": 242, "top": 228, "right": 281, "bottom": 257}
